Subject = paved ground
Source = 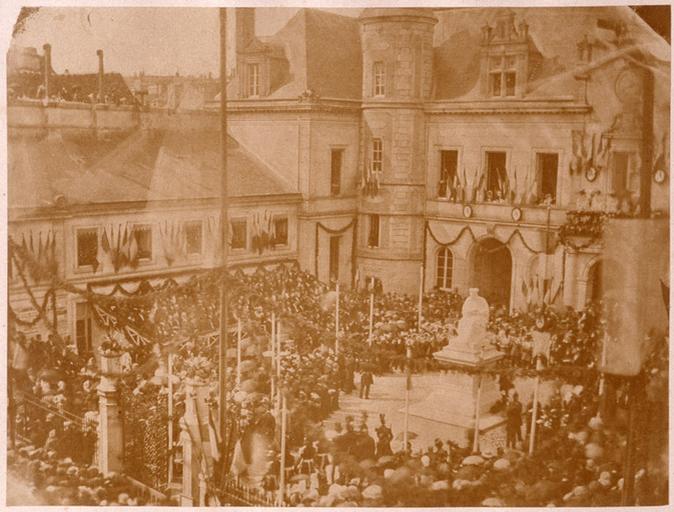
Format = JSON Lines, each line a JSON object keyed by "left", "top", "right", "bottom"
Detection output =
{"left": 326, "top": 371, "right": 556, "bottom": 454}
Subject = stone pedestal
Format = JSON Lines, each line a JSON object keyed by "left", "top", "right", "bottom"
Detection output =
{"left": 407, "top": 289, "right": 507, "bottom": 454}
{"left": 97, "top": 354, "right": 123, "bottom": 475}
{"left": 409, "top": 348, "right": 506, "bottom": 452}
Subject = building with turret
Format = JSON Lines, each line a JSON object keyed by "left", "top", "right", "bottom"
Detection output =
{"left": 7, "top": 6, "right": 670, "bottom": 353}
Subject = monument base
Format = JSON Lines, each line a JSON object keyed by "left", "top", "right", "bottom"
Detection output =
{"left": 406, "top": 343, "right": 507, "bottom": 454}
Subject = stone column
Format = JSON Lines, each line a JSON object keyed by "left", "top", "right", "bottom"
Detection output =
{"left": 97, "top": 353, "right": 123, "bottom": 475}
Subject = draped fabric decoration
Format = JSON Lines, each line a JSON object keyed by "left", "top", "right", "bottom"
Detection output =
{"left": 251, "top": 210, "right": 276, "bottom": 255}
{"left": 569, "top": 128, "right": 612, "bottom": 176}
{"left": 13, "top": 230, "right": 58, "bottom": 282}
{"left": 359, "top": 161, "right": 380, "bottom": 197}
{"left": 313, "top": 217, "right": 357, "bottom": 278}
{"left": 426, "top": 221, "right": 555, "bottom": 255}
{"left": 98, "top": 224, "right": 139, "bottom": 273}
{"left": 159, "top": 221, "right": 187, "bottom": 267}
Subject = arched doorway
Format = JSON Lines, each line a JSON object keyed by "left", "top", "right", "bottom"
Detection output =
{"left": 470, "top": 238, "right": 512, "bottom": 308}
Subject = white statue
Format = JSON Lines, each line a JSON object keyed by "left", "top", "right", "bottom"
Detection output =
{"left": 452, "top": 288, "right": 490, "bottom": 354}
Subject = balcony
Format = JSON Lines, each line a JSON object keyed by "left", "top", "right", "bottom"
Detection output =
{"left": 426, "top": 198, "right": 567, "bottom": 226}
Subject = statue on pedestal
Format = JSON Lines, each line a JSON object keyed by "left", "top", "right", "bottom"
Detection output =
{"left": 435, "top": 288, "right": 501, "bottom": 365}
{"left": 453, "top": 288, "right": 490, "bottom": 355}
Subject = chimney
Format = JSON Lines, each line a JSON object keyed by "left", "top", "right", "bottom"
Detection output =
{"left": 42, "top": 43, "right": 51, "bottom": 99}
{"left": 235, "top": 8, "right": 255, "bottom": 53}
{"left": 97, "top": 49, "right": 104, "bottom": 102}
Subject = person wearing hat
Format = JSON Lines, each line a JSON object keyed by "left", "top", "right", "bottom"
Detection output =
{"left": 506, "top": 393, "right": 523, "bottom": 449}
{"left": 375, "top": 414, "right": 393, "bottom": 458}
{"left": 359, "top": 369, "right": 374, "bottom": 399}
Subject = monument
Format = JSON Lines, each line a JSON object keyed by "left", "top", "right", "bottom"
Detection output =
{"left": 406, "top": 288, "right": 506, "bottom": 452}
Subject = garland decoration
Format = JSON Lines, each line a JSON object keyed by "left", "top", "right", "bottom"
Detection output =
{"left": 426, "top": 222, "right": 555, "bottom": 255}
{"left": 314, "top": 217, "right": 357, "bottom": 277}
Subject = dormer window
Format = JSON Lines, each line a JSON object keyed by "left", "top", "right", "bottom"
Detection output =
{"left": 247, "top": 63, "right": 260, "bottom": 97}
{"left": 489, "top": 55, "right": 517, "bottom": 97}
{"left": 373, "top": 61, "right": 385, "bottom": 96}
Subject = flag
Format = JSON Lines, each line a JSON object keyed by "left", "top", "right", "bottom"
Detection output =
{"left": 230, "top": 440, "right": 248, "bottom": 476}
{"left": 532, "top": 330, "right": 552, "bottom": 358}
{"left": 207, "top": 407, "right": 221, "bottom": 461}
{"left": 128, "top": 229, "right": 139, "bottom": 267}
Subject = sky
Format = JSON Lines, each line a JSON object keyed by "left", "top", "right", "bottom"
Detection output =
{"left": 10, "top": 7, "right": 361, "bottom": 76}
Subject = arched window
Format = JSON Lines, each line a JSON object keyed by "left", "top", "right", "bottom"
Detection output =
{"left": 436, "top": 247, "right": 453, "bottom": 289}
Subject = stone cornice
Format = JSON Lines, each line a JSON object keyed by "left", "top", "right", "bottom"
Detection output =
{"left": 9, "top": 193, "right": 303, "bottom": 223}
{"left": 424, "top": 99, "right": 590, "bottom": 115}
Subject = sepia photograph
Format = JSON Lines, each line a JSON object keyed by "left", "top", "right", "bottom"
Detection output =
{"left": 2, "top": 2, "right": 671, "bottom": 507}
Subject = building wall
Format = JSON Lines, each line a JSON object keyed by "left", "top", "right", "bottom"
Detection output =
{"left": 356, "top": 10, "right": 437, "bottom": 294}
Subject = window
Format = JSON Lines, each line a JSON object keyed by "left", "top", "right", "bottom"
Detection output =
{"left": 75, "top": 302, "right": 93, "bottom": 356}
{"left": 373, "top": 61, "right": 385, "bottom": 96}
{"left": 273, "top": 216, "right": 288, "bottom": 246}
{"left": 489, "top": 55, "right": 517, "bottom": 97}
{"left": 536, "top": 153, "right": 559, "bottom": 204}
{"left": 247, "top": 63, "right": 260, "bottom": 97}
{"left": 372, "top": 139, "right": 383, "bottom": 173}
{"left": 77, "top": 228, "right": 98, "bottom": 268}
{"left": 329, "top": 236, "right": 340, "bottom": 282}
{"left": 367, "top": 214, "right": 380, "bottom": 248}
{"left": 611, "top": 152, "right": 630, "bottom": 197}
{"left": 231, "top": 219, "right": 247, "bottom": 250}
{"left": 436, "top": 247, "right": 453, "bottom": 289}
{"left": 331, "top": 149, "right": 343, "bottom": 196}
{"left": 185, "top": 221, "right": 203, "bottom": 255}
{"left": 134, "top": 225, "right": 153, "bottom": 260}
{"left": 486, "top": 151, "right": 507, "bottom": 199}
{"left": 439, "top": 150, "right": 458, "bottom": 197}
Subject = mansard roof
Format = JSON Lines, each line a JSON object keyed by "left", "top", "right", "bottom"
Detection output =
{"left": 8, "top": 128, "right": 295, "bottom": 214}
{"left": 432, "top": 6, "right": 669, "bottom": 101}
{"left": 241, "top": 6, "right": 668, "bottom": 102}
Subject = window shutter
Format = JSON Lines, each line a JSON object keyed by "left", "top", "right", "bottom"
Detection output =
{"left": 386, "top": 60, "right": 396, "bottom": 97}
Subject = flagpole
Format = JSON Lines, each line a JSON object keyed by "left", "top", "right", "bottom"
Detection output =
{"left": 335, "top": 282, "right": 340, "bottom": 356}
{"left": 217, "top": 6, "right": 230, "bottom": 454}
{"left": 278, "top": 393, "right": 288, "bottom": 506}
{"left": 236, "top": 318, "right": 242, "bottom": 387}
{"left": 403, "top": 345, "right": 411, "bottom": 453}
{"left": 473, "top": 373, "right": 483, "bottom": 453}
{"left": 271, "top": 311, "right": 276, "bottom": 409}
{"left": 528, "top": 355, "right": 542, "bottom": 456}
{"left": 417, "top": 264, "right": 423, "bottom": 331}
{"left": 368, "top": 278, "right": 375, "bottom": 347}
{"left": 276, "top": 318, "right": 282, "bottom": 426}
{"left": 167, "top": 352, "right": 174, "bottom": 488}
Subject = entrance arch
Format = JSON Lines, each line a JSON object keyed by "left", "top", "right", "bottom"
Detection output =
{"left": 470, "top": 238, "right": 512, "bottom": 308}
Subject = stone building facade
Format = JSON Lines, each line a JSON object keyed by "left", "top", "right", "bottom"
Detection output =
{"left": 7, "top": 6, "right": 671, "bottom": 352}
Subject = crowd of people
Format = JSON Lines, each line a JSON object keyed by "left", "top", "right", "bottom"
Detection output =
{"left": 7, "top": 262, "right": 669, "bottom": 506}
{"left": 249, "top": 380, "right": 663, "bottom": 507}
{"left": 7, "top": 439, "right": 165, "bottom": 506}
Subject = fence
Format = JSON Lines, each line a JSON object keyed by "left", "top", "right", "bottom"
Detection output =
{"left": 120, "top": 383, "right": 170, "bottom": 491}
{"left": 14, "top": 390, "right": 98, "bottom": 464}
{"left": 215, "top": 476, "right": 279, "bottom": 506}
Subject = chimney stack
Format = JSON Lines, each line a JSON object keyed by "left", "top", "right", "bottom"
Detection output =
{"left": 97, "top": 49, "right": 104, "bottom": 102}
{"left": 235, "top": 8, "right": 255, "bottom": 53}
{"left": 43, "top": 43, "right": 51, "bottom": 99}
